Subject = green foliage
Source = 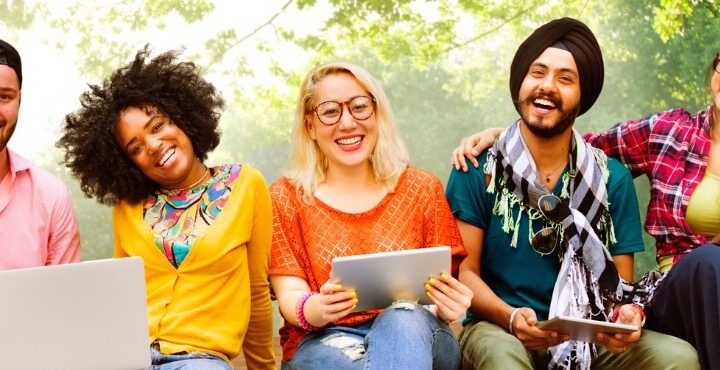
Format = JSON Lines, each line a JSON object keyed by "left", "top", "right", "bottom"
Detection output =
{"left": 3, "top": 0, "right": 713, "bottom": 280}
{"left": 0, "top": 0, "right": 39, "bottom": 29}
{"left": 653, "top": 0, "right": 719, "bottom": 42}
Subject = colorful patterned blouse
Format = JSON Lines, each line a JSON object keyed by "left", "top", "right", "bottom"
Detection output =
{"left": 143, "top": 164, "right": 241, "bottom": 267}
{"left": 584, "top": 107, "right": 713, "bottom": 262}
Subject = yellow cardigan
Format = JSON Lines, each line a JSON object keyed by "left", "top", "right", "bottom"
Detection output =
{"left": 113, "top": 165, "right": 275, "bottom": 369}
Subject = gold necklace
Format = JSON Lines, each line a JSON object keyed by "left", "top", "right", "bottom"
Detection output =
{"left": 167, "top": 166, "right": 210, "bottom": 192}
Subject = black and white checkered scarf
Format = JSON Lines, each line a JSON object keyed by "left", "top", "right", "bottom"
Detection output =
{"left": 486, "top": 121, "right": 626, "bottom": 369}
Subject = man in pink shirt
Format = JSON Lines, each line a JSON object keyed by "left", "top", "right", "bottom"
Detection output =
{"left": 0, "top": 38, "right": 80, "bottom": 269}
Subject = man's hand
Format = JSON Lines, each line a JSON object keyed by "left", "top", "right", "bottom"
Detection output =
{"left": 595, "top": 304, "right": 643, "bottom": 353}
{"left": 512, "top": 308, "right": 570, "bottom": 350}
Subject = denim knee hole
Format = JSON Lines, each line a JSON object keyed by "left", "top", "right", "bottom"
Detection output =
{"left": 390, "top": 300, "right": 418, "bottom": 310}
{"left": 320, "top": 333, "right": 366, "bottom": 361}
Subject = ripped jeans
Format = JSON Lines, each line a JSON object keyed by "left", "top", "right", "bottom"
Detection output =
{"left": 282, "top": 301, "right": 461, "bottom": 370}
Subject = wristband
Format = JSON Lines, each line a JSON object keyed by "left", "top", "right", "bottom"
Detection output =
{"left": 296, "top": 291, "right": 320, "bottom": 331}
{"left": 630, "top": 303, "right": 646, "bottom": 327}
{"left": 508, "top": 307, "right": 523, "bottom": 335}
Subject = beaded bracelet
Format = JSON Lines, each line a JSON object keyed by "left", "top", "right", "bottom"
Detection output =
{"left": 296, "top": 291, "right": 320, "bottom": 332}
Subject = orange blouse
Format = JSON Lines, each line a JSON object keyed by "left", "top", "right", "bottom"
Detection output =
{"left": 269, "top": 166, "right": 465, "bottom": 361}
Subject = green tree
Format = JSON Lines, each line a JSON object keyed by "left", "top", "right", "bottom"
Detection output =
{"left": 3, "top": 0, "right": 715, "bottom": 280}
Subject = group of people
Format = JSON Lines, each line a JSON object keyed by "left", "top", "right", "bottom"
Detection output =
{"left": 0, "top": 15, "right": 717, "bottom": 370}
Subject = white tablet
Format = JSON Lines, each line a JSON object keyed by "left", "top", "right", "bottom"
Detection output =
{"left": 331, "top": 246, "right": 451, "bottom": 311}
{"left": 537, "top": 315, "right": 639, "bottom": 343}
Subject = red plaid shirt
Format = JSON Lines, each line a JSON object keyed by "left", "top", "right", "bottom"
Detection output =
{"left": 584, "top": 107, "right": 713, "bottom": 261}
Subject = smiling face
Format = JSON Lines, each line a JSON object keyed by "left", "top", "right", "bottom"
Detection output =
{"left": 0, "top": 64, "right": 20, "bottom": 152}
{"left": 307, "top": 72, "right": 378, "bottom": 174}
{"left": 115, "top": 105, "right": 205, "bottom": 190}
{"left": 517, "top": 47, "right": 581, "bottom": 138}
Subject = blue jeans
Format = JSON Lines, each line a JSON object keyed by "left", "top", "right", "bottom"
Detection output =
{"left": 646, "top": 243, "right": 720, "bottom": 370}
{"left": 149, "top": 347, "right": 232, "bottom": 370}
{"left": 282, "top": 301, "right": 461, "bottom": 370}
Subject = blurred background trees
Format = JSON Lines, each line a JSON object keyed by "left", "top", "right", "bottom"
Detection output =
{"left": 2, "top": 0, "right": 718, "bottom": 276}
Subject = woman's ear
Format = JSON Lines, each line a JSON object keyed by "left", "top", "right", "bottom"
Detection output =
{"left": 307, "top": 118, "right": 316, "bottom": 140}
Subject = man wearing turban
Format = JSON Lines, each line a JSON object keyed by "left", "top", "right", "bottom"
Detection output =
{"left": 445, "top": 18, "right": 698, "bottom": 369}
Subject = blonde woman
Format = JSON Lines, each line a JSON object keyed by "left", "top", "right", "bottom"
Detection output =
{"left": 269, "top": 61, "right": 473, "bottom": 369}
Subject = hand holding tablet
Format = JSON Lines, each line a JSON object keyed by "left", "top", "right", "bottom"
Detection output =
{"left": 537, "top": 315, "right": 639, "bottom": 343}
{"left": 331, "top": 246, "right": 451, "bottom": 311}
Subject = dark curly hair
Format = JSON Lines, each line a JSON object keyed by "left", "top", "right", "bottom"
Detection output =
{"left": 57, "top": 46, "right": 224, "bottom": 205}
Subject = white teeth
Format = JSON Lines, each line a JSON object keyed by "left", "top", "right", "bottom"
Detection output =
{"left": 337, "top": 136, "right": 361, "bottom": 145}
{"left": 534, "top": 98, "right": 555, "bottom": 107}
{"left": 158, "top": 149, "right": 175, "bottom": 166}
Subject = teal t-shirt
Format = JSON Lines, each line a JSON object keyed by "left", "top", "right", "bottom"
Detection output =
{"left": 446, "top": 151, "right": 644, "bottom": 322}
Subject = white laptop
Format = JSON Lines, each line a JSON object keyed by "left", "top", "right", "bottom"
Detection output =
{"left": 0, "top": 257, "right": 150, "bottom": 370}
{"left": 332, "top": 246, "right": 451, "bottom": 311}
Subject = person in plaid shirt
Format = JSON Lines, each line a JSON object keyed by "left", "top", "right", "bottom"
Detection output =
{"left": 450, "top": 51, "right": 720, "bottom": 370}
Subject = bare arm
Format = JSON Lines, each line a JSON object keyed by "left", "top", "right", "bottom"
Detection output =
{"left": 451, "top": 127, "right": 503, "bottom": 172}
{"left": 457, "top": 221, "right": 512, "bottom": 325}
{"left": 612, "top": 254, "right": 634, "bottom": 282}
{"left": 592, "top": 252, "right": 643, "bottom": 353}
{"left": 270, "top": 275, "right": 356, "bottom": 329}
{"left": 456, "top": 220, "right": 566, "bottom": 350}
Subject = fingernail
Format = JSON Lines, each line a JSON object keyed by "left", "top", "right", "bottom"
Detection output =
{"left": 353, "top": 298, "right": 358, "bottom": 305}
{"left": 425, "top": 283, "right": 431, "bottom": 291}
{"left": 334, "top": 284, "right": 342, "bottom": 290}
{"left": 350, "top": 290, "right": 357, "bottom": 299}
{"left": 426, "top": 291, "right": 433, "bottom": 298}
{"left": 440, "top": 272, "right": 449, "bottom": 280}
{"left": 428, "top": 277, "right": 436, "bottom": 284}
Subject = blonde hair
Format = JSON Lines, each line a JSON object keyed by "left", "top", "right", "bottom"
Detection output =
{"left": 286, "top": 61, "right": 409, "bottom": 203}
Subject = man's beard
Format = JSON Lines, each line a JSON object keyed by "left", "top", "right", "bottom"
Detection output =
{"left": 518, "top": 92, "right": 579, "bottom": 138}
{"left": 0, "top": 117, "right": 17, "bottom": 152}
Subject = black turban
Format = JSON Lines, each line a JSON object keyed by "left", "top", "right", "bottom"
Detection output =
{"left": 510, "top": 17, "right": 603, "bottom": 117}
{"left": 0, "top": 39, "right": 22, "bottom": 88}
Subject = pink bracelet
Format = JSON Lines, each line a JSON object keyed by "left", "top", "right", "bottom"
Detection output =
{"left": 296, "top": 291, "right": 320, "bottom": 331}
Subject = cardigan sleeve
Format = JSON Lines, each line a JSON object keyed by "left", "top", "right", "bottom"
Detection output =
{"left": 241, "top": 169, "right": 276, "bottom": 369}
{"left": 112, "top": 204, "right": 130, "bottom": 258}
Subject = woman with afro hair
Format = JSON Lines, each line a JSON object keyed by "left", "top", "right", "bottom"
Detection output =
{"left": 57, "top": 47, "right": 275, "bottom": 370}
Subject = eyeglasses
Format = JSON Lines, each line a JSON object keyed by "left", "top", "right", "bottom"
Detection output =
{"left": 312, "top": 95, "right": 376, "bottom": 126}
{"left": 530, "top": 194, "right": 563, "bottom": 256}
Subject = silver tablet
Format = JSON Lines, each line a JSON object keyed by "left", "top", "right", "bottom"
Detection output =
{"left": 537, "top": 315, "right": 639, "bottom": 343}
{"left": 331, "top": 246, "right": 451, "bottom": 311}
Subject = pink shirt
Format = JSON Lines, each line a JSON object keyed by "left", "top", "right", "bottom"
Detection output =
{"left": 0, "top": 149, "right": 81, "bottom": 269}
